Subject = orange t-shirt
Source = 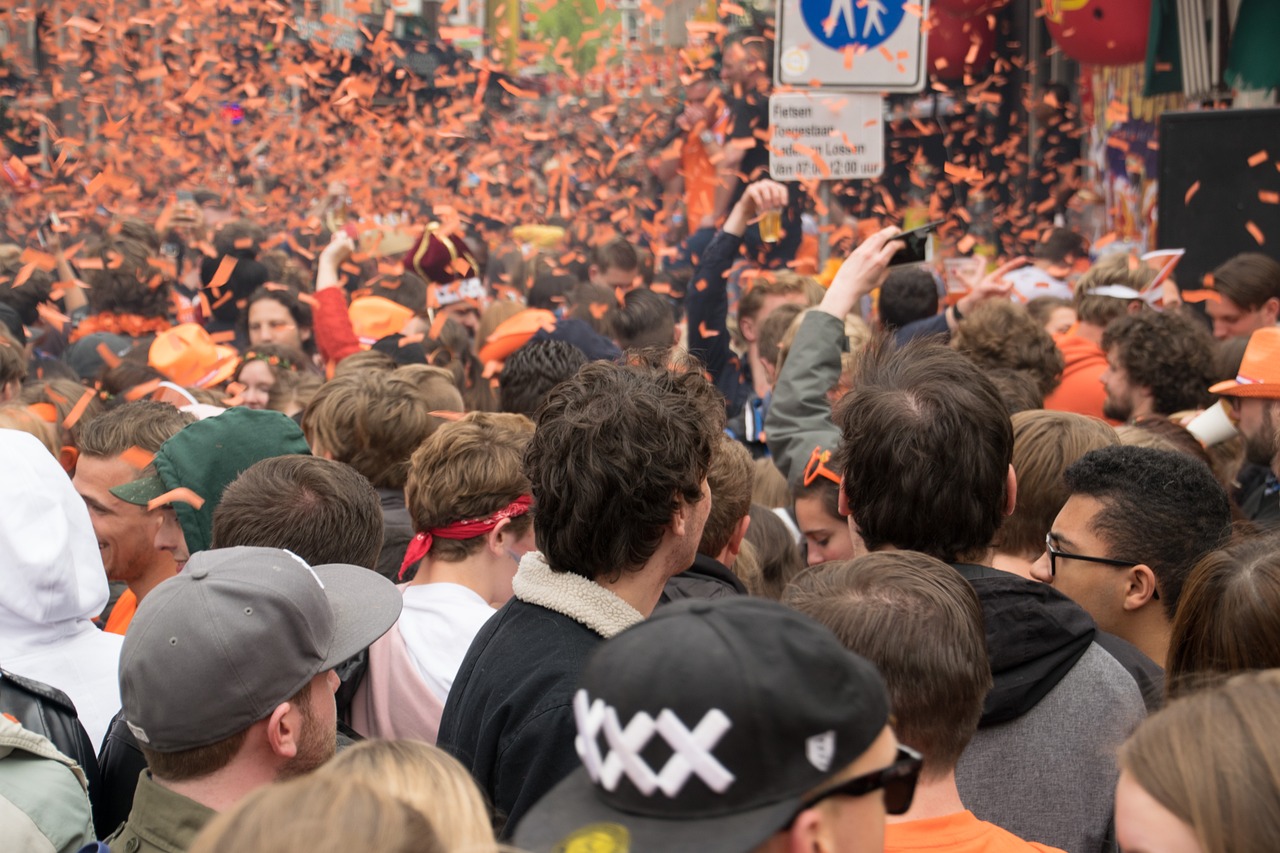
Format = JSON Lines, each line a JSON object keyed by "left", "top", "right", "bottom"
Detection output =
{"left": 886, "top": 811, "right": 1065, "bottom": 853}
{"left": 104, "top": 588, "right": 137, "bottom": 636}
{"left": 681, "top": 110, "right": 730, "bottom": 228}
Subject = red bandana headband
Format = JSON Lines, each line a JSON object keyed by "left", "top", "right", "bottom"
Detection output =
{"left": 399, "top": 495, "right": 533, "bottom": 580}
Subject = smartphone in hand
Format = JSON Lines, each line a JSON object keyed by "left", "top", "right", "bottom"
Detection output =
{"left": 889, "top": 220, "right": 945, "bottom": 267}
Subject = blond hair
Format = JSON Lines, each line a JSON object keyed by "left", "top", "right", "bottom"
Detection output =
{"left": 1074, "top": 254, "right": 1153, "bottom": 326}
{"left": 302, "top": 370, "right": 443, "bottom": 489}
{"left": 0, "top": 404, "right": 58, "bottom": 455}
{"left": 1118, "top": 669, "right": 1280, "bottom": 853}
{"left": 737, "top": 270, "right": 823, "bottom": 328}
{"left": 404, "top": 412, "right": 535, "bottom": 561}
{"left": 189, "top": 775, "right": 443, "bottom": 853}
{"left": 396, "top": 363, "right": 465, "bottom": 413}
{"left": 321, "top": 740, "right": 497, "bottom": 852}
{"left": 751, "top": 457, "right": 791, "bottom": 509}
{"left": 995, "top": 410, "right": 1118, "bottom": 559}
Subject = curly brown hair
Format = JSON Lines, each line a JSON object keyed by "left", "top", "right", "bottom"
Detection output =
{"left": 525, "top": 357, "right": 724, "bottom": 581}
{"left": 952, "top": 301, "right": 1065, "bottom": 397}
{"left": 83, "top": 238, "right": 170, "bottom": 318}
{"left": 1102, "top": 311, "right": 1215, "bottom": 415}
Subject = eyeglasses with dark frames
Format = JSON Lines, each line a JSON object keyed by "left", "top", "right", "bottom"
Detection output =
{"left": 1044, "top": 533, "right": 1158, "bottom": 600}
{"left": 788, "top": 745, "right": 922, "bottom": 824}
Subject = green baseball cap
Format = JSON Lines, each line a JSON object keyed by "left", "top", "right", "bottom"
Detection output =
{"left": 109, "top": 407, "right": 311, "bottom": 552}
{"left": 110, "top": 474, "right": 169, "bottom": 507}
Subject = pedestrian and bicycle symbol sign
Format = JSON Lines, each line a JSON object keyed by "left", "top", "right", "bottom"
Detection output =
{"left": 803, "top": 0, "right": 907, "bottom": 51}
{"left": 775, "top": 0, "right": 930, "bottom": 92}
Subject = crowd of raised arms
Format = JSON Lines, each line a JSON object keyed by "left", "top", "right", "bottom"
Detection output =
{"left": 2, "top": 18, "right": 1280, "bottom": 853}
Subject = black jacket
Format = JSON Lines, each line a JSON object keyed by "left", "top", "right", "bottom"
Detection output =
{"left": 437, "top": 554, "right": 644, "bottom": 838}
{"left": 0, "top": 668, "right": 106, "bottom": 836}
{"left": 438, "top": 598, "right": 600, "bottom": 838}
{"left": 1238, "top": 463, "right": 1280, "bottom": 527}
{"left": 96, "top": 711, "right": 144, "bottom": 839}
{"left": 660, "top": 553, "right": 748, "bottom": 604}
{"left": 376, "top": 487, "right": 414, "bottom": 582}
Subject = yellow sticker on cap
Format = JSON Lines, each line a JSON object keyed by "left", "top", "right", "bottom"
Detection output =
{"left": 554, "top": 823, "right": 631, "bottom": 853}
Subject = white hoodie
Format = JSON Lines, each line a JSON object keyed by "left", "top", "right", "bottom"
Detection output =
{"left": 0, "top": 431, "right": 123, "bottom": 749}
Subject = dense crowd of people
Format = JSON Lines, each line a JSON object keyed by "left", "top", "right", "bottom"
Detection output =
{"left": 3, "top": 17, "right": 1280, "bottom": 853}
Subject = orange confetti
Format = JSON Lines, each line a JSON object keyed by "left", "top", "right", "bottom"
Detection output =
{"left": 1247, "top": 150, "right": 1268, "bottom": 167}
{"left": 120, "top": 446, "right": 156, "bottom": 470}
{"left": 27, "top": 403, "right": 58, "bottom": 423}
{"left": 1246, "top": 221, "right": 1265, "bottom": 246}
{"left": 148, "top": 488, "right": 206, "bottom": 512}
{"left": 61, "top": 389, "right": 96, "bottom": 432}
{"left": 19, "top": 248, "right": 56, "bottom": 272}
{"left": 1184, "top": 181, "right": 1200, "bottom": 205}
{"left": 124, "top": 379, "right": 164, "bottom": 402}
{"left": 95, "top": 342, "right": 123, "bottom": 370}
{"left": 1259, "top": 191, "right": 1279, "bottom": 205}
{"left": 208, "top": 255, "right": 237, "bottom": 291}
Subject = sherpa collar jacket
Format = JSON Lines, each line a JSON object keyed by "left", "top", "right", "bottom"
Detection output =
{"left": 436, "top": 553, "right": 643, "bottom": 839}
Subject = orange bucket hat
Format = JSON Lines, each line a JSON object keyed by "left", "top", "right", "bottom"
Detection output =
{"left": 148, "top": 324, "right": 239, "bottom": 388}
{"left": 1208, "top": 327, "right": 1280, "bottom": 399}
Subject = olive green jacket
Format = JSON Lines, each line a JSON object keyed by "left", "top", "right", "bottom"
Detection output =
{"left": 105, "top": 772, "right": 214, "bottom": 853}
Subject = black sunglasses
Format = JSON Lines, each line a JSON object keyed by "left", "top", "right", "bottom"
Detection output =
{"left": 1044, "top": 533, "right": 1159, "bottom": 600}
{"left": 790, "top": 745, "right": 922, "bottom": 822}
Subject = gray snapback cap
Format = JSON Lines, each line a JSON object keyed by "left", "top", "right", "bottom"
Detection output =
{"left": 119, "top": 546, "right": 402, "bottom": 752}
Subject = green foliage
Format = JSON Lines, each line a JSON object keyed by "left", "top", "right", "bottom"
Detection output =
{"left": 528, "top": 0, "right": 620, "bottom": 75}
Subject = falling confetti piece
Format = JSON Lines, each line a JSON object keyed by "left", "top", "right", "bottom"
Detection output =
{"left": 1247, "top": 150, "right": 1269, "bottom": 167}
{"left": 120, "top": 446, "right": 156, "bottom": 470}
{"left": 61, "top": 389, "right": 97, "bottom": 432}
{"left": 1184, "top": 181, "right": 1200, "bottom": 205}
{"left": 148, "top": 488, "right": 206, "bottom": 512}
{"left": 1246, "top": 221, "right": 1265, "bottom": 245}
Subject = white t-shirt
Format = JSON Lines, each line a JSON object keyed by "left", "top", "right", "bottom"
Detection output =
{"left": 397, "top": 583, "right": 497, "bottom": 704}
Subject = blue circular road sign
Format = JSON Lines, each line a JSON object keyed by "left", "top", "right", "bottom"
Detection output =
{"left": 798, "top": 0, "right": 908, "bottom": 51}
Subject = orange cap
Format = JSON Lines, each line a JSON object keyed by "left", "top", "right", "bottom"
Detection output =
{"left": 148, "top": 324, "right": 239, "bottom": 388}
{"left": 349, "top": 296, "right": 415, "bottom": 345}
{"left": 477, "top": 308, "right": 558, "bottom": 365}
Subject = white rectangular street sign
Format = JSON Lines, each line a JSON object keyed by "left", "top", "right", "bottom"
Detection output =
{"left": 775, "top": 0, "right": 929, "bottom": 92}
{"left": 768, "top": 92, "right": 885, "bottom": 181}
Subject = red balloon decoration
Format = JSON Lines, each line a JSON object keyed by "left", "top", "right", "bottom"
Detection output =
{"left": 1043, "top": 0, "right": 1152, "bottom": 66}
{"left": 933, "top": 0, "right": 1011, "bottom": 17}
{"left": 927, "top": 7, "right": 996, "bottom": 82}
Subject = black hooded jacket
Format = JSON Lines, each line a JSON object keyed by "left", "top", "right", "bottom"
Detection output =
{"left": 952, "top": 564, "right": 1163, "bottom": 724}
